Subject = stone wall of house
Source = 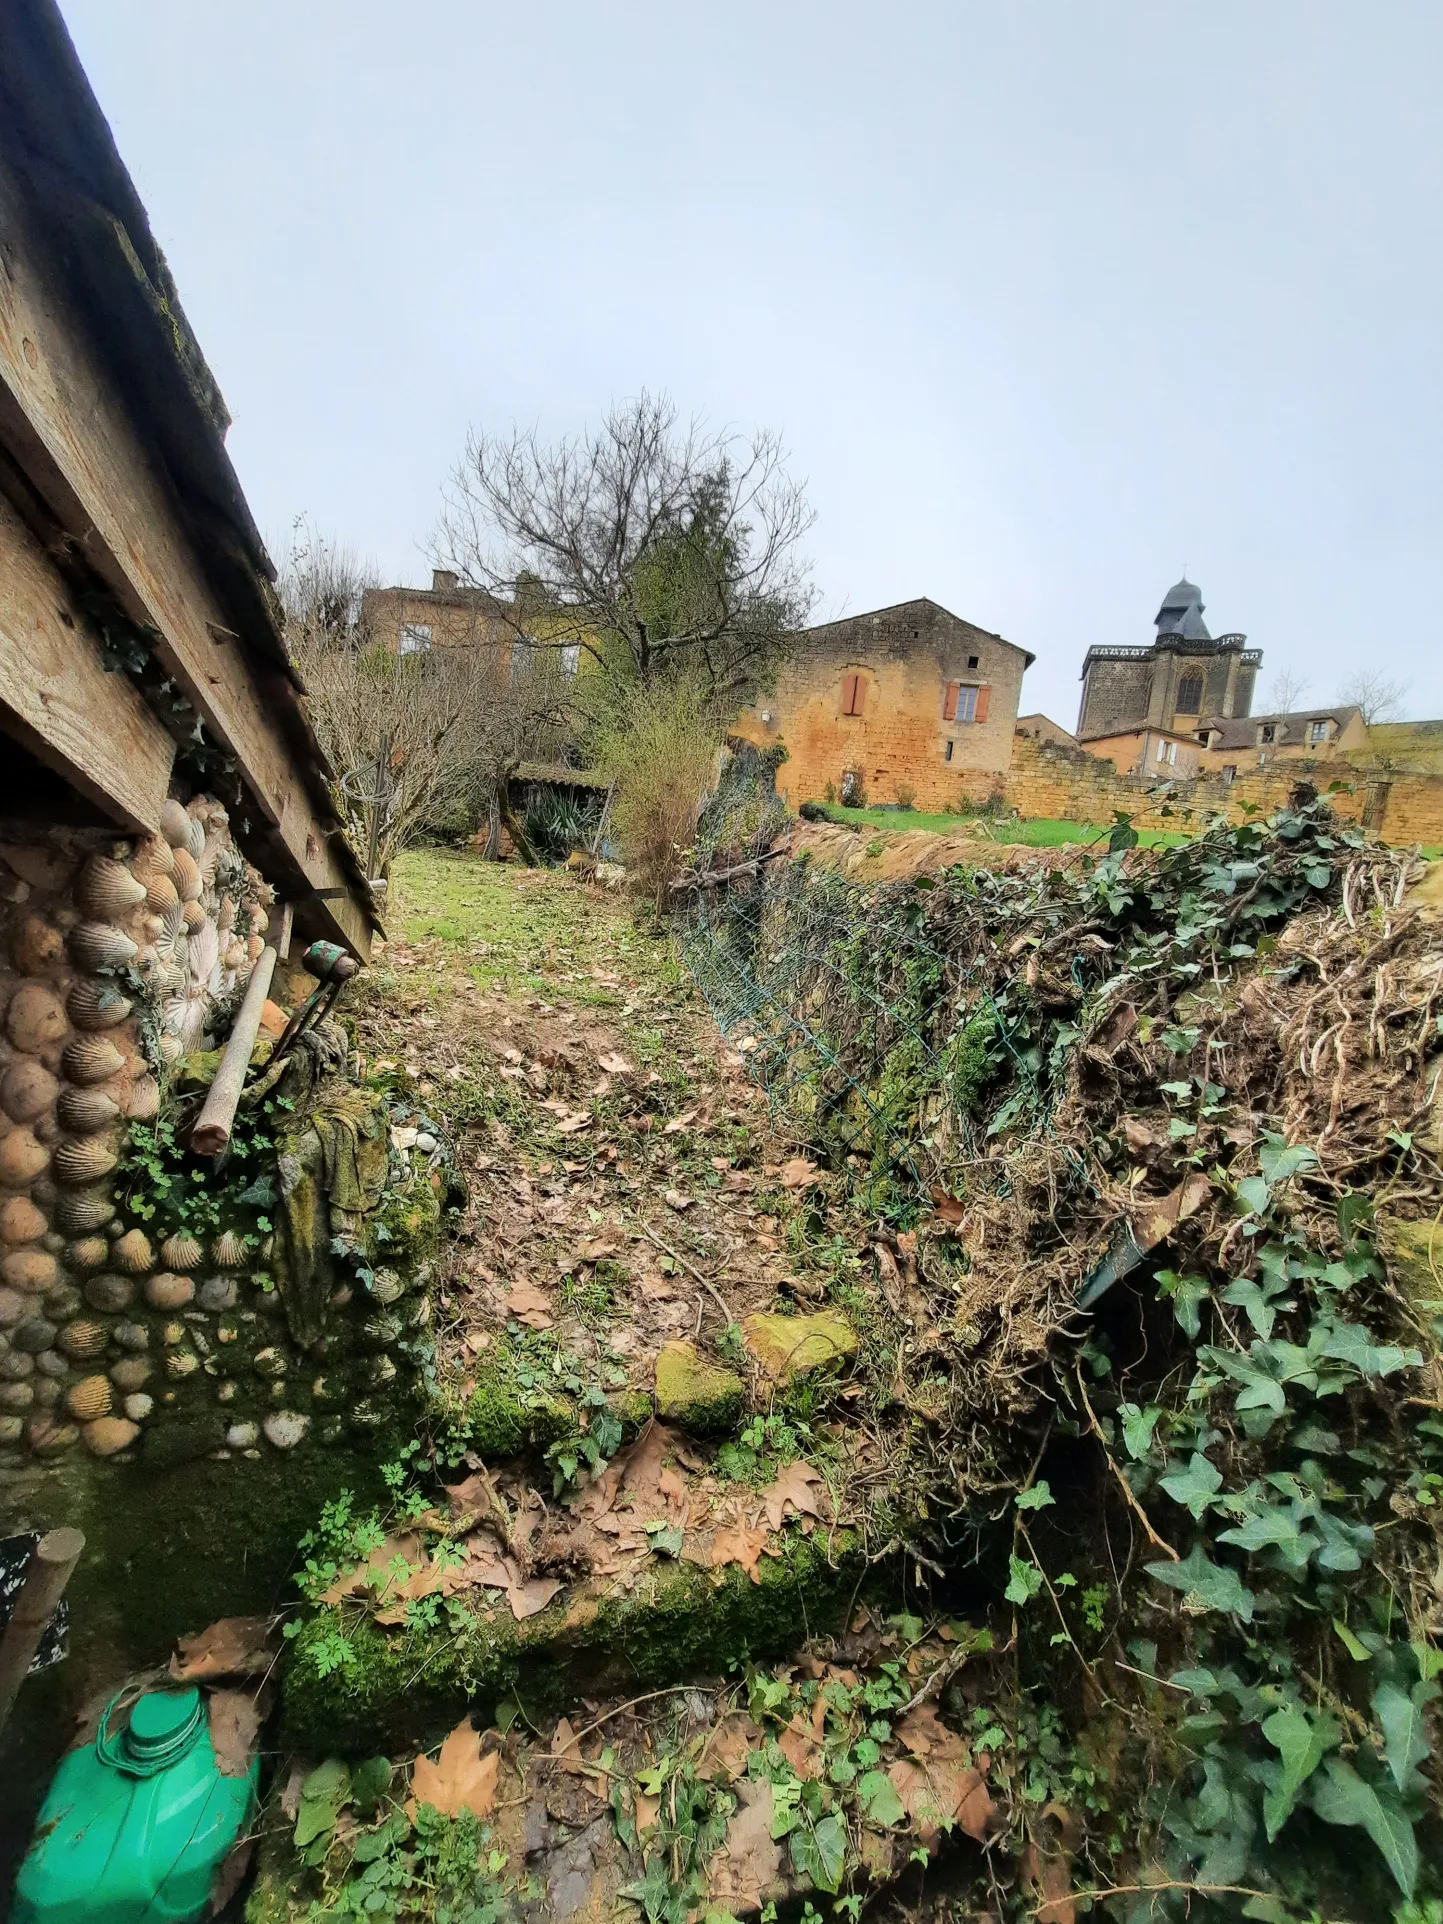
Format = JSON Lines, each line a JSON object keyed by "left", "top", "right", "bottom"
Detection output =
{"left": 735, "top": 601, "right": 1028, "bottom": 811}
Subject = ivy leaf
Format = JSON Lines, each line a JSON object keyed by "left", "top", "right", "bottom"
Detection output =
{"left": 790, "top": 1811, "right": 847, "bottom": 1892}
{"left": 857, "top": 1767, "right": 906, "bottom": 1827}
{"left": 1261, "top": 1706, "right": 1338, "bottom": 1840}
{"left": 1220, "top": 1278, "right": 1281, "bottom": 1340}
{"left": 644, "top": 1522, "right": 685, "bottom": 1558}
{"left": 1217, "top": 1500, "right": 1319, "bottom": 1573}
{"left": 1318, "top": 1324, "right": 1422, "bottom": 1380}
{"left": 1236, "top": 1176, "right": 1272, "bottom": 1216}
{"left": 1258, "top": 1136, "right": 1318, "bottom": 1187}
{"left": 1157, "top": 1269, "right": 1209, "bottom": 1339}
{"left": 1310, "top": 1758, "right": 1417, "bottom": 1896}
{"left": 1004, "top": 1556, "right": 1045, "bottom": 1605}
{"left": 1145, "top": 1544, "right": 1254, "bottom": 1622}
{"left": 1157, "top": 1452, "right": 1223, "bottom": 1520}
{"left": 1119, "top": 1402, "right": 1163, "bottom": 1460}
{"left": 1015, "top": 1481, "right": 1054, "bottom": 1511}
{"left": 1311, "top": 1510, "right": 1373, "bottom": 1573}
{"left": 1372, "top": 1679, "right": 1434, "bottom": 1793}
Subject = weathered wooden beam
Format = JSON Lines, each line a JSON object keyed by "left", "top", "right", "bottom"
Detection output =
{"left": 0, "top": 491, "right": 175, "bottom": 828}
{"left": 0, "top": 160, "right": 371, "bottom": 955}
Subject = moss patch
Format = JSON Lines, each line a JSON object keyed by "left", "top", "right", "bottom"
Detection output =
{"left": 742, "top": 1310, "right": 858, "bottom": 1385}
{"left": 653, "top": 1340, "right": 744, "bottom": 1436}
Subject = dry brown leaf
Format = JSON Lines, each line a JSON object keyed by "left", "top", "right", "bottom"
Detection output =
{"left": 207, "top": 1688, "right": 262, "bottom": 1777}
{"left": 1022, "top": 1842, "right": 1076, "bottom": 1924}
{"left": 633, "top": 1791, "right": 661, "bottom": 1833}
{"left": 709, "top": 1780, "right": 781, "bottom": 1907}
{"left": 408, "top": 1723, "right": 499, "bottom": 1820}
{"left": 704, "top": 1715, "right": 761, "bottom": 1781}
{"left": 761, "top": 1460, "right": 826, "bottom": 1532}
{"left": 896, "top": 1702, "right": 959, "bottom": 1759}
{"left": 779, "top": 1156, "right": 820, "bottom": 1190}
{"left": 929, "top": 1187, "right": 966, "bottom": 1226}
{"left": 170, "top": 1616, "right": 274, "bottom": 1681}
{"left": 887, "top": 1756, "right": 994, "bottom": 1844}
{"left": 710, "top": 1524, "right": 770, "bottom": 1583}
{"left": 504, "top": 1280, "right": 554, "bottom": 1329}
{"left": 320, "top": 1533, "right": 432, "bottom": 1607}
{"left": 663, "top": 1189, "right": 693, "bottom": 1211}
{"left": 506, "top": 1576, "right": 563, "bottom": 1620}
{"left": 777, "top": 1722, "right": 821, "bottom": 1779}
{"left": 549, "top": 1716, "right": 589, "bottom": 1774}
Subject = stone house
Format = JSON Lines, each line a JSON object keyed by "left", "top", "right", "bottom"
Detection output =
{"left": 1081, "top": 726, "right": 1203, "bottom": 780}
{"left": 1195, "top": 705, "right": 1368, "bottom": 780}
{"left": 1077, "top": 578, "right": 1261, "bottom": 743}
{"left": 734, "top": 598, "right": 1033, "bottom": 811}
{"left": 362, "top": 570, "right": 514, "bottom": 658}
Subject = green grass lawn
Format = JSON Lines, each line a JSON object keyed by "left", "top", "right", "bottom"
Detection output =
{"left": 810, "top": 803, "right": 1190, "bottom": 849}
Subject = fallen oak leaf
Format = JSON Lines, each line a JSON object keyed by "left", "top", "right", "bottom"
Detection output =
{"left": 170, "top": 1616, "right": 275, "bottom": 1681}
{"left": 506, "top": 1575, "right": 563, "bottom": 1620}
{"left": 207, "top": 1688, "right": 264, "bottom": 1777}
{"left": 504, "top": 1280, "right": 554, "bottom": 1330}
{"left": 709, "top": 1524, "right": 770, "bottom": 1584}
{"left": 761, "top": 1461, "right": 827, "bottom": 1532}
{"left": 407, "top": 1721, "right": 499, "bottom": 1821}
{"left": 779, "top": 1156, "right": 820, "bottom": 1190}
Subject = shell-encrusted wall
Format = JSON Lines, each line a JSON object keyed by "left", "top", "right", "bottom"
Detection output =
{"left": 0, "top": 796, "right": 277, "bottom": 1467}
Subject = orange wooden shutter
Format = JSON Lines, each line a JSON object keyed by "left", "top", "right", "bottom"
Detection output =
{"left": 973, "top": 684, "right": 990, "bottom": 723}
{"left": 842, "top": 673, "right": 860, "bottom": 715}
{"left": 943, "top": 682, "right": 960, "bottom": 721}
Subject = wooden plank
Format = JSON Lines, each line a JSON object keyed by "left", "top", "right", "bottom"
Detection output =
{"left": 0, "top": 490, "right": 174, "bottom": 828}
{"left": 0, "top": 161, "right": 370, "bottom": 952}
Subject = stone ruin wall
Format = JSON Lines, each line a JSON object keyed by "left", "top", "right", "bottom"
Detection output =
{"left": 0, "top": 794, "right": 434, "bottom": 1507}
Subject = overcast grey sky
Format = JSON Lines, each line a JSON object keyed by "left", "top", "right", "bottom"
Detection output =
{"left": 60, "top": 1, "right": 1442, "bottom": 731}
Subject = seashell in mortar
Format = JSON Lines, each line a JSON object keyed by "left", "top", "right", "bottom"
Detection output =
{"left": 132, "top": 834, "right": 174, "bottom": 879}
{"left": 159, "top": 901, "right": 187, "bottom": 951}
{"left": 222, "top": 941, "right": 247, "bottom": 973}
{"left": 57, "top": 1087, "right": 121, "bottom": 1134}
{"left": 160, "top": 798, "right": 191, "bottom": 848}
{"left": 160, "top": 1233, "right": 203, "bottom": 1271}
{"left": 0, "top": 1058, "right": 59, "bottom": 1122}
{"left": 0, "top": 1129, "right": 50, "bottom": 1186}
{"left": 246, "top": 934, "right": 264, "bottom": 962}
{"left": 217, "top": 897, "right": 237, "bottom": 934}
{"left": 6, "top": 983, "right": 68, "bottom": 1053}
{"left": 144, "top": 871, "right": 180, "bottom": 914}
{"left": 68, "top": 923, "right": 139, "bottom": 973}
{"left": 0, "top": 1197, "right": 47, "bottom": 1243}
{"left": 212, "top": 1230, "right": 247, "bottom": 1268}
{"left": 62, "top": 1035, "right": 126, "bottom": 1085}
{"left": 123, "top": 1075, "right": 160, "bottom": 1121}
{"left": 52, "top": 1136, "right": 119, "bottom": 1186}
{"left": 12, "top": 916, "right": 65, "bottom": 974}
{"left": 158, "top": 1034, "right": 184, "bottom": 1065}
{"left": 55, "top": 1186, "right": 115, "bottom": 1234}
{"left": 248, "top": 906, "right": 269, "bottom": 935}
{"left": 171, "top": 846, "right": 202, "bottom": 903}
{"left": 181, "top": 900, "right": 208, "bottom": 934}
{"left": 77, "top": 855, "right": 147, "bottom": 919}
{"left": 185, "top": 816, "right": 206, "bottom": 862}
{"left": 69, "top": 1236, "right": 110, "bottom": 1271}
{"left": 111, "top": 1228, "right": 154, "bottom": 1273}
{"left": 67, "top": 981, "right": 132, "bottom": 1031}
{"left": 65, "top": 1375, "right": 111, "bottom": 1421}
{"left": 57, "top": 1318, "right": 107, "bottom": 1360}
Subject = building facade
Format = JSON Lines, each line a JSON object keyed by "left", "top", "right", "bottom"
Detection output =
{"left": 362, "top": 571, "right": 514, "bottom": 656}
{"left": 733, "top": 598, "right": 1033, "bottom": 811}
{"left": 1077, "top": 578, "right": 1261, "bottom": 744}
{"left": 1194, "top": 705, "right": 1368, "bottom": 779}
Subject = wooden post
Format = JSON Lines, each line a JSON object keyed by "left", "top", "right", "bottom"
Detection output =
{"left": 190, "top": 946, "right": 278, "bottom": 1156}
{"left": 276, "top": 900, "right": 294, "bottom": 961}
{"left": 0, "top": 1527, "right": 84, "bottom": 1732}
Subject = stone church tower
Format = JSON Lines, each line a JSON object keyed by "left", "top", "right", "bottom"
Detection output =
{"left": 1077, "top": 578, "right": 1261, "bottom": 741}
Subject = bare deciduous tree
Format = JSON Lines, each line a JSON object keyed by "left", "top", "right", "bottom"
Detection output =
{"left": 1338, "top": 668, "right": 1408, "bottom": 726}
{"left": 433, "top": 393, "right": 817, "bottom": 706}
{"left": 279, "top": 523, "right": 569, "bottom": 873}
{"left": 1264, "top": 667, "right": 1312, "bottom": 715}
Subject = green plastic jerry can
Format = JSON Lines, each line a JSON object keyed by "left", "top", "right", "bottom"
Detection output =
{"left": 12, "top": 1686, "right": 259, "bottom": 1924}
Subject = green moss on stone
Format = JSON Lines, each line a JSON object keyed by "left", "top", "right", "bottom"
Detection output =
{"left": 743, "top": 1310, "right": 858, "bottom": 1385}
{"left": 654, "top": 1340, "right": 745, "bottom": 1436}
{"left": 281, "top": 1526, "right": 860, "bottom": 1755}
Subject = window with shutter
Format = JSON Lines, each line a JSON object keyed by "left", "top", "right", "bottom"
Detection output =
{"left": 973, "top": 685, "right": 990, "bottom": 723}
{"left": 841, "top": 673, "right": 863, "bottom": 716}
{"left": 943, "top": 682, "right": 960, "bottom": 721}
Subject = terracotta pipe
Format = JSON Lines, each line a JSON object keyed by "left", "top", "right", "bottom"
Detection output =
{"left": 190, "top": 945, "right": 277, "bottom": 1156}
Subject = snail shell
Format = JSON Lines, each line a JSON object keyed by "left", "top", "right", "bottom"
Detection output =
{"left": 111, "top": 1228, "right": 154, "bottom": 1273}
{"left": 144, "top": 872, "right": 180, "bottom": 914}
{"left": 77, "top": 856, "right": 147, "bottom": 919}
{"left": 212, "top": 1230, "right": 247, "bottom": 1268}
{"left": 159, "top": 1233, "right": 203, "bottom": 1272}
{"left": 170, "top": 847, "right": 202, "bottom": 903}
{"left": 54, "top": 1186, "right": 115, "bottom": 1234}
{"left": 69, "top": 923, "right": 139, "bottom": 973}
{"left": 181, "top": 900, "right": 208, "bottom": 934}
{"left": 123, "top": 1075, "right": 160, "bottom": 1121}
{"left": 67, "top": 981, "right": 133, "bottom": 1031}
{"left": 65, "top": 1375, "right": 112, "bottom": 1421}
{"left": 57, "top": 1087, "right": 121, "bottom": 1134}
{"left": 52, "top": 1136, "right": 120, "bottom": 1186}
{"left": 160, "top": 798, "right": 191, "bottom": 847}
{"left": 6, "top": 983, "right": 68, "bottom": 1054}
{"left": 62, "top": 1035, "right": 127, "bottom": 1085}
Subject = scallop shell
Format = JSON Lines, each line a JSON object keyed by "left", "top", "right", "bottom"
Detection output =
{"left": 62, "top": 1035, "right": 127, "bottom": 1085}
{"left": 144, "top": 871, "right": 180, "bottom": 914}
{"left": 160, "top": 798, "right": 191, "bottom": 847}
{"left": 123, "top": 1075, "right": 160, "bottom": 1121}
{"left": 67, "top": 980, "right": 133, "bottom": 1031}
{"left": 111, "top": 1229, "right": 154, "bottom": 1273}
{"left": 69, "top": 923, "right": 140, "bottom": 974}
{"left": 158, "top": 1034, "right": 184, "bottom": 1064}
{"left": 52, "top": 1136, "right": 120, "bottom": 1185}
{"left": 246, "top": 934, "right": 264, "bottom": 962}
{"left": 65, "top": 1375, "right": 112, "bottom": 1421}
{"left": 212, "top": 1230, "right": 247, "bottom": 1268}
{"left": 68, "top": 1236, "right": 110, "bottom": 1271}
{"left": 57, "top": 1319, "right": 107, "bottom": 1360}
{"left": 185, "top": 816, "right": 206, "bottom": 862}
{"left": 77, "top": 855, "right": 147, "bottom": 919}
{"left": 182, "top": 901, "right": 208, "bottom": 934}
{"left": 57, "top": 1087, "right": 121, "bottom": 1133}
{"left": 171, "top": 846, "right": 202, "bottom": 903}
{"left": 217, "top": 897, "right": 237, "bottom": 934}
{"left": 249, "top": 905, "right": 269, "bottom": 935}
{"left": 132, "top": 835, "right": 175, "bottom": 879}
{"left": 55, "top": 1187, "right": 115, "bottom": 1234}
{"left": 159, "top": 902, "right": 187, "bottom": 952}
{"left": 160, "top": 1233, "right": 203, "bottom": 1272}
